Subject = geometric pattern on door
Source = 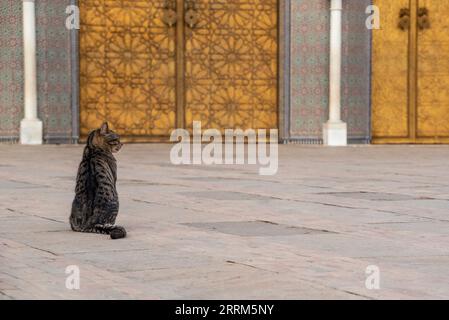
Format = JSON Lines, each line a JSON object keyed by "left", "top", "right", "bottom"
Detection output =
{"left": 79, "top": 0, "right": 278, "bottom": 142}
{"left": 372, "top": 0, "right": 449, "bottom": 143}
{"left": 79, "top": 0, "right": 176, "bottom": 140}
{"left": 417, "top": 0, "right": 449, "bottom": 140}
{"left": 185, "top": 0, "right": 278, "bottom": 132}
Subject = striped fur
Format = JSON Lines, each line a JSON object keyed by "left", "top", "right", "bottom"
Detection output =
{"left": 70, "top": 123, "right": 126, "bottom": 239}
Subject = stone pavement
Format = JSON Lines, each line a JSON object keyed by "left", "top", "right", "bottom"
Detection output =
{"left": 1, "top": 144, "right": 449, "bottom": 299}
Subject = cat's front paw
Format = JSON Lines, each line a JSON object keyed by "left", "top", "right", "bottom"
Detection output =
{"left": 110, "top": 226, "right": 127, "bottom": 239}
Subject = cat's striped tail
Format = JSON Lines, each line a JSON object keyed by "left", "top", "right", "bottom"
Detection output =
{"left": 87, "top": 224, "right": 127, "bottom": 239}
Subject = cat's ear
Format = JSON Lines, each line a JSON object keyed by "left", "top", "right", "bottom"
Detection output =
{"left": 100, "top": 122, "right": 109, "bottom": 135}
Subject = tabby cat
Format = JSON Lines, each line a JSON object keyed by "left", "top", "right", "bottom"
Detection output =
{"left": 70, "top": 122, "right": 127, "bottom": 239}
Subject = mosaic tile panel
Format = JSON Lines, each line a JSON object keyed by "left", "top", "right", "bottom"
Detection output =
{"left": 341, "top": 0, "right": 371, "bottom": 141}
{"left": 0, "top": 0, "right": 23, "bottom": 141}
{"left": 36, "top": 0, "right": 73, "bottom": 142}
{"left": 289, "top": 0, "right": 371, "bottom": 142}
{"left": 0, "top": 0, "right": 73, "bottom": 143}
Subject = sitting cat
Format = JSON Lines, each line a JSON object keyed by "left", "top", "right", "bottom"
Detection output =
{"left": 70, "top": 122, "right": 127, "bottom": 239}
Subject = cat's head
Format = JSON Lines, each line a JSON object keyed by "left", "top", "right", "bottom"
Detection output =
{"left": 88, "top": 122, "right": 123, "bottom": 153}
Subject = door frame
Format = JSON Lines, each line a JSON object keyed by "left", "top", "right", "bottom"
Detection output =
{"left": 70, "top": 0, "right": 291, "bottom": 143}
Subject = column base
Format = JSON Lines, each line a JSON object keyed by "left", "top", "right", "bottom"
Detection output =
{"left": 20, "top": 118, "right": 43, "bottom": 145}
{"left": 323, "top": 121, "right": 347, "bottom": 146}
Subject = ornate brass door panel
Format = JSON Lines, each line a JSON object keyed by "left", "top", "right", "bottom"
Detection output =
{"left": 372, "top": 0, "right": 411, "bottom": 143}
{"left": 80, "top": 0, "right": 176, "bottom": 141}
{"left": 417, "top": 0, "right": 449, "bottom": 142}
{"left": 184, "top": 0, "right": 278, "bottom": 131}
{"left": 80, "top": 0, "right": 278, "bottom": 141}
{"left": 372, "top": 0, "right": 449, "bottom": 143}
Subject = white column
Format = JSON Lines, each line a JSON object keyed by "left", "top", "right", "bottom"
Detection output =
{"left": 20, "top": 0, "right": 43, "bottom": 145}
{"left": 323, "top": 0, "right": 347, "bottom": 146}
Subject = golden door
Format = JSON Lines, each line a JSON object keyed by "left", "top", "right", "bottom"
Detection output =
{"left": 372, "top": 0, "right": 449, "bottom": 143}
{"left": 79, "top": 0, "right": 278, "bottom": 142}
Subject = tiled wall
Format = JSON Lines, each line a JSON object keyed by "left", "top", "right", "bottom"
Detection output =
{"left": 0, "top": 0, "right": 73, "bottom": 143}
{"left": 35, "top": 0, "right": 73, "bottom": 143}
{"left": 341, "top": 0, "right": 372, "bottom": 142}
{"left": 0, "top": 0, "right": 23, "bottom": 141}
{"left": 289, "top": 0, "right": 371, "bottom": 143}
